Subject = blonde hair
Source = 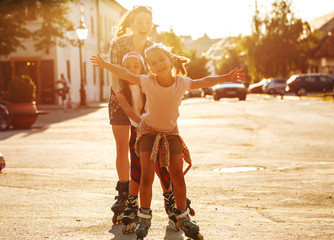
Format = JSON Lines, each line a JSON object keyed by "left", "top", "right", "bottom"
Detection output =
{"left": 113, "top": 6, "right": 152, "bottom": 40}
{"left": 145, "top": 43, "right": 190, "bottom": 76}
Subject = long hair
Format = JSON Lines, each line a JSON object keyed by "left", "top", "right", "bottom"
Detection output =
{"left": 145, "top": 43, "right": 190, "bottom": 76}
{"left": 113, "top": 6, "right": 152, "bottom": 40}
{"left": 120, "top": 52, "right": 146, "bottom": 108}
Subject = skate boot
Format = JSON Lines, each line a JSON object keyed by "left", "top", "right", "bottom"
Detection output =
{"left": 163, "top": 192, "right": 178, "bottom": 229}
{"left": 135, "top": 208, "right": 152, "bottom": 240}
{"left": 111, "top": 181, "right": 129, "bottom": 224}
{"left": 121, "top": 195, "right": 139, "bottom": 234}
{"left": 175, "top": 209, "right": 203, "bottom": 240}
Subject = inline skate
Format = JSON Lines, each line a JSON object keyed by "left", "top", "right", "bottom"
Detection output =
{"left": 111, "top": 181, "right": 129, "bottom": 224}
{"left": 135, "top": 208, "right": 152, "bottom": 240}
{"left": 164, "top": 192, "right": 195, "bottom": 230}
{"left": 175, "top": 208, "right": 203, "bottom": 240}
{"left": 122, "top": 195, "right": 138, "bottom": 233}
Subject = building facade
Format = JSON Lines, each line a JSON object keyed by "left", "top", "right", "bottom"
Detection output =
{"left": 308, "top": 11, "right": 334, "bottom": 76}
{"left": 0, "top": 0, "right": 126, "bottom": 105}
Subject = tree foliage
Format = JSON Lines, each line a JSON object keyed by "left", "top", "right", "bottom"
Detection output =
{"left": 156, "top": 28, "right": 184, "bottom": 55}
{"left": 156, "top": 29, "right": 209, "bottom": 78}
{"left": 0, "top": 0, "right": 74, "bottom": 56}
{"left": 184, "top": 50, "right": 210, "bottom": 79}
{"left": 241, "top": 0, "right": 319, "bottom": 81}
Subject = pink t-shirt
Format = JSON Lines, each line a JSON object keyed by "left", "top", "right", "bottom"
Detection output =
{"left": 140, "top": 75, "right": 191, "bottom": 132}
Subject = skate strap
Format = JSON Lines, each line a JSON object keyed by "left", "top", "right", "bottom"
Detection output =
{"left": 137, "top": 211, "right": 152, "bottom": 219}
{"left": 176, "top": 208, "right": 190, "bottom": 219}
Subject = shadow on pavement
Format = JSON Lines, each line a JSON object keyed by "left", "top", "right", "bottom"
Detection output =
{"left": 0, "top": 104, "right": 107, "bottom": 141}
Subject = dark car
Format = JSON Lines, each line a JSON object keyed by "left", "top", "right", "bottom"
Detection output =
{"left": 213, "top": 82, "right": 247, "bottom": 101}
{"left": 286, "top": 73, "right": 334, "bottom": 96}
{"left": 262, "top": 78, "right": 287, "bottom": 94}
{"left": 200, "top": 87, "right": 213, "bottom": 97}
{"left": 249, "top": 79, "right": 268, "bottom": 93}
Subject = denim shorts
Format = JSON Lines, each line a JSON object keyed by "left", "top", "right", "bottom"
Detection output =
{"left": 138, "top": 134, "right": 182, "bottom": 154}
{"left": 108, "top": 90, "right": 130, "bottom": 125}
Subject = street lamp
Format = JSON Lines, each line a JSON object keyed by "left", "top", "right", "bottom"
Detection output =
{"left": 76, "top": 20, "right": 88, "bottom": 106}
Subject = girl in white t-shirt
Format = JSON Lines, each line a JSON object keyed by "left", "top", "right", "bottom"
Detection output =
{"left": 90, "top": 43, "right": 244, "bottom": 240}
{"left": 115, "top": 52, "right": 177, "bottom": 233}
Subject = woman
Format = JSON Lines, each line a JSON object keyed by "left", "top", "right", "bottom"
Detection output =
{"left": 108, "top": 6, "right": 174, "bottom": 225}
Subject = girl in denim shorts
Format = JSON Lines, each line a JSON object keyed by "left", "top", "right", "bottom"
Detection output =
{"left": 91, "top": 43, "right": 244, "bottom": 239}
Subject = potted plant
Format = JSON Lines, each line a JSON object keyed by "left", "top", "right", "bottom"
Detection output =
{"left": 7, "top": 75, "right": 38, "bottom": 129}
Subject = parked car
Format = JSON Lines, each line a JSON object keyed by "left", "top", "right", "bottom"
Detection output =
{"left": 262, "top": 78, "right": 287, "bottom": 94}
{"left": 286, "top": 73, "right": 334, "bottom": 96}
{"left": 249, "top": 79, "right": 268, "bottom": 93}
{"left": 185, "top": 88, "right": 202, "bottom": 98}
{"left": 213, "top": 82, "right": 247, "bottom": 101}
{"left": 201, "top": 87, "right": 213, "bottom": 97}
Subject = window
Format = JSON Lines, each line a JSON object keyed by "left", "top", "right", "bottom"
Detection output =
{"left": 91, "top": 16, "right": 95, "bottom": 35}
{"left": 93, "top": 66, "right": 96, "bottom": 85}
{"left": 319, "top": 76, "right": 328, "bottom": 83}
{"left": 66, "top": 60, "right": 71, "bottom": 83}
{"left": 305, "top": 76, "right": 316, "bottom": 83}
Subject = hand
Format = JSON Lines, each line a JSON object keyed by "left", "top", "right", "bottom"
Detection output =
{"left": 115, "top": 89, "right": 127, "bottom": 102}
{"left": 90, "top": 53, "right": 106, "bottom": 68}
{"left": 227, "top": 68, "right": 245, "bottom": 83}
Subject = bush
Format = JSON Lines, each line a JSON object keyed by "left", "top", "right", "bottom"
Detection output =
{"left": 8, "top": 75, "right": 36, "bottom": 103}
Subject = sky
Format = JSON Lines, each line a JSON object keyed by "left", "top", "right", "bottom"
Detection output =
{"left": 116, "top": 0, "right": 334, "bottom": 39}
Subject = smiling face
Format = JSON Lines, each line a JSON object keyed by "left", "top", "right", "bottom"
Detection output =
{"left": 122, "top": 57, "right": 143, "bottom": 76}
{"left": 131, "top": 11, "right": 153, "bottom": 38}
{"left": 146, "top": 49, "right": 172, "bottom": 78}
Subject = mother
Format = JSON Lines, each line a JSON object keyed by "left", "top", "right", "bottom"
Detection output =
{"left": 108, "top": 5, "right": 172, "bottom": 222}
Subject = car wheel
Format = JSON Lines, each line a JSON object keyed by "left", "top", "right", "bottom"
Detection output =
{"left": 239, "top": 95, "right": 246, "bottom": 101}
{"left": 201, "top": 90, "right": 206, "bottom": 98}
{"left": 296, "top": 88, "right": 307, "bottom": 96}
{"left": 268, "top": 89, "right": 275, "bottom": 95}
{"left": 213, "top": 93, "right": 219, "bottom": 101}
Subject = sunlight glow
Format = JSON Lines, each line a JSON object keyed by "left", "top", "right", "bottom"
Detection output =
{"left": 116, "top": 0, "right": 334, "bottom": 39}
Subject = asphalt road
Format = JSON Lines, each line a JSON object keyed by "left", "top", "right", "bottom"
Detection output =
{"left": 0, "top": 94, "right": 333, "bottom": 240}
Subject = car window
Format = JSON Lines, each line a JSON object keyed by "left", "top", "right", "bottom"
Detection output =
{"left": 296, "top": 77, "right": 303, "bottom": 82}
{"left": 319, "top": 76, "right": 328, "bottom": 83}
{"left": 274, "top": 79, "right": 286, "bottom": 84}
{"left": 305, "top": 76, "right": 316, "bottom": 83}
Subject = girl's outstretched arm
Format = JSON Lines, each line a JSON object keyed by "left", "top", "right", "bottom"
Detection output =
{"left": 190, "top": 67, "right": 245, "bottom": 89}
{"left": 90, "top": 54, "right": 140, "bottom": 85}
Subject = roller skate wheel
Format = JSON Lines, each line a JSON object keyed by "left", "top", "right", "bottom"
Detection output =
{"left": 189, "top": 207, "right": 195, "bottom": 216}
{"left": 112, "top": 215, "right": 117, "bottom": 224}
{"left": 112, "top": 214, "right": 122, "bottom": 225}
{"left": 122, "top": 222, "right": 136, "bottom": 234}
{"left": 195, "top": 233, "right": 204, "bottom": 240}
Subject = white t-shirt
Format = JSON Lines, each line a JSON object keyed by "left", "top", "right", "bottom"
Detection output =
{"left": 129, "top": 84, "right": 144, "bottom": 127}
{"left": 140, "top": 75, "right": 191, "bottom": 132}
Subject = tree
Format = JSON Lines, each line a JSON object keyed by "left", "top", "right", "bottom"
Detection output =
{"left": 242, "top": 0, "right": 319, "bottom": 81}
{"left": 157, "top": 28, "right": 184, "bottom": 54}
{"left": 184, "top": 50, "right": 210, "bottom": 79}
{"left": 0, "top": 0, "right": 74, "bottom": 56}
{"left": 156, "top": 29, "right": 209, "bottom": 79}
{"left": 216, "top": 38, "right": 247, "bottom": 75}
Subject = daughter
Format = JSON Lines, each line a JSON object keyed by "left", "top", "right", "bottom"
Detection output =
{"left": 91, "top": 43, "right": 244, "bottom": 240}
{"left": 115, "top": 52, "right": 176, "bottom": 233}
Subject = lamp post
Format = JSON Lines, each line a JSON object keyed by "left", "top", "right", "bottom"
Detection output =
{"left": 75, "top": 20, "right": 88, "bottom": 106}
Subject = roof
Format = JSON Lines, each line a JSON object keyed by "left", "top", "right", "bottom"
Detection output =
{"left": 314, "top": 30, "right": 334, "bottom": 57}
{"left": 309, "top": 11, "right": 334, "bottom": 31}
